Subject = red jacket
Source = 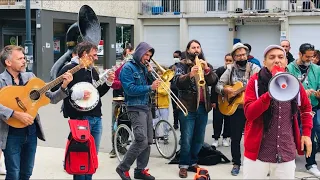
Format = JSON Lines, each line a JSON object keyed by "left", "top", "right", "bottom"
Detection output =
{"left": 111, "top": 63, "right": 124, "bottom": 90}
{"left": 243, "top": 73, "right": 313, "bottom": 161}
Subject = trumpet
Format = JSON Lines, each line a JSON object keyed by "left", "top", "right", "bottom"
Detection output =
{"left": 146, "top": 59, "right": 188, "bottom": 116}
{"left": 195, "top": 54, "right": 205, "bottom": 87}
{"left": 150, "top": 58, "right": 175, "bottom": 82}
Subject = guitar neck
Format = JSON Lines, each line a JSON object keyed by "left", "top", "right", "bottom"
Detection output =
{"left": 235, "top": 86, "right": 247, "bottom": 94}
{"left": 38, "top": 64, "right": 83, "bottom": 94}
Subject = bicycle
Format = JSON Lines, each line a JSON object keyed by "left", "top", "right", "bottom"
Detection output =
{"left": 113, "top": 102, "right": 178, "bottom": 162}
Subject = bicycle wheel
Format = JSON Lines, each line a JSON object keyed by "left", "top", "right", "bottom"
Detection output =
{"left": 154, "top": 120, "right": 177, "bottom": 159}
{"left": 114, "top": 124, "right": 134, "bottom": 162}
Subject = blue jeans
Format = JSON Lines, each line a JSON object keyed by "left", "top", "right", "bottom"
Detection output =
{"left": 2, "top": 134, "right": 37, "bottom": 180}
{"left": 306, "top": 109, "right": 320, "bottom": 168}
{"left": 73, "top": 116, "right": 102, "bottom": 180}
{"left": 179, "top": 103, "right": 208, "bottom": 169}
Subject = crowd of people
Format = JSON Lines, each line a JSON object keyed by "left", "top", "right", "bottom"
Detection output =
{"left": 0, "top": 38, "right": 319, "bottom": 180}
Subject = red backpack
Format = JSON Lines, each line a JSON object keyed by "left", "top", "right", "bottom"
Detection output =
{"left": 64, "top": 119, "right": 98, "bottom": 175}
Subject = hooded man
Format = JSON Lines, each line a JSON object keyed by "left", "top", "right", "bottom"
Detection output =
{"left": 116, "top": 42, "right": 160, "bottom": 180}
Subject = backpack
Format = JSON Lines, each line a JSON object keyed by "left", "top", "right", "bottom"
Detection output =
{"left": 64, "top": 119, "right": 98, "bottom": 175}
{"left": 194, "top": 168, "right": 211, "bottom": 180}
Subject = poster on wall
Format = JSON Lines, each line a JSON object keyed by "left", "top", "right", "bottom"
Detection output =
{"left": 53, "top": 38, "right": 60, "bottom": 54}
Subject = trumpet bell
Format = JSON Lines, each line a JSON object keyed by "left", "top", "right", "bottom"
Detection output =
{"left": 161, "top": 69, "right": 175, "bottom": 82}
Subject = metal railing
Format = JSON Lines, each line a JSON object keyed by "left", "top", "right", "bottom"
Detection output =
{"left": 139, "top": 0, "right": 181, "bottom": 15}
{"left": 288, "top": 0, "right": 320, "bottom": 12}
{"left": 138, "top": 0, "right": 228, "bottom": 15}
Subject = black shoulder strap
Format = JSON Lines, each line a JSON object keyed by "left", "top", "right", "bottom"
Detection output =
{"left": 301, "top": 67, "right": 311, "bottom": 83}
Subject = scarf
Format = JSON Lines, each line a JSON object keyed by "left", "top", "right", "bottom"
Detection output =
{"left": 257, "top": 67, "right": 298, "bottom": 132}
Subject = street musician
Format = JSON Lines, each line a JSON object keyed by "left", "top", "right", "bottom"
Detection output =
{"left": 173, "top": 39, "right": 217, "bottom": 178}
{"left": 215, "top": 42, "right": 260, "bottom": 176}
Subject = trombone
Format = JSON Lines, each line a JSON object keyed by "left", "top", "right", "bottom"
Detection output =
{"left": 146, "top": 59, "right": 188, "bottom": 117}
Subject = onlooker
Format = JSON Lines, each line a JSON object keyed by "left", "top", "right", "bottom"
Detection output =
{"left": 287, "top": 43, "right": 320, "bottom": 177}
{"left": 170, "top": 50, "right": 182, "bottom": 129}
{"left": 280, "top": 40, "right": 295, "bottom": 63}
{"left": 243, "top": 43, "right": 261, "bottom": 67}
{"left": 312, "top": 50, "right": 320, "bottom": 65}
{"left": 211, "top": 53, "right": 233, "bottom": 147}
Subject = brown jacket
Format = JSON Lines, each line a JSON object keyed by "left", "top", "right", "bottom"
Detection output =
{"left": 173, "top": 59, "right": 218, "bottom": 113}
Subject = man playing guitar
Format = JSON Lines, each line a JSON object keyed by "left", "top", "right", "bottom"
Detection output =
{"left": 0, "top": 45, "right": 73, "bottom": 180}
{"left": 54, "top": 41, "right": 115, "bottom": 179}
{"left": 215, "top": 42, "right": 260, "bottom": 176}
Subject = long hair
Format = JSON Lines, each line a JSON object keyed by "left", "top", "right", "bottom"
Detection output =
{"left": 185, "top": 39, "right": 205, "bottom": 61}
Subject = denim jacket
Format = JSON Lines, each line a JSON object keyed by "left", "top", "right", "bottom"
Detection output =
{"left": 120, "top": 59, "right": 153, "bottom": 106}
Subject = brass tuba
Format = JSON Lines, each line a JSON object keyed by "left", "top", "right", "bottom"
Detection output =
{"left": 195, "top": 54, "right": 205, "bottom": 87}
{"left": 50, "top": 5, "right": 101, "bottom": 80}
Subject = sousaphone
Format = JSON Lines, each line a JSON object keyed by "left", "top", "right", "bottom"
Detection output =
{"left": 50, "top": 5, "right": 101, "bottom": 80}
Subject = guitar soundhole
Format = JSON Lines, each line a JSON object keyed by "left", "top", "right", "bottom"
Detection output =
{"left": 30, "top": 90, "right": 40, "bottom": 101}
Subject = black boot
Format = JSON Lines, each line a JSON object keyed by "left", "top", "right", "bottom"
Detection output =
{"left": 134, "top": 168, "right": 155, "bottom": 180}
{"left": 116, "top": 167, "right": 131, "bottom": 180}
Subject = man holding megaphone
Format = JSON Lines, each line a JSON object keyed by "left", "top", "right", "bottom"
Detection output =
{"left": 287, "top": 43, "right": 320, "bottom": 177}
{"left": 243, "top": 45, "right": 313, "bottom": 179}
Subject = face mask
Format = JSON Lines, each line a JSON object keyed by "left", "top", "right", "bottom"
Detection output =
{"left": 236, "top": 60, "right": 247, "bottom": 67}
{"left": 173, "top": 58, "right": 180, "bottom": 63}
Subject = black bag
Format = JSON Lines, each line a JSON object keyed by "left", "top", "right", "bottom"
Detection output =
{"left": 169, "top": 142, "right": 230, "bottom": 165}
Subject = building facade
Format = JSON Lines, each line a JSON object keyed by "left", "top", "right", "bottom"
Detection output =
{"left": 134, "top": 0, "right": 320, "bottom": 68}
{"left": 0, "top": 0, "right": 136, "bottom": 81}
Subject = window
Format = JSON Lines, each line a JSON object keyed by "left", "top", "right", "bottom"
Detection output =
{"left": 161, "top": 0, "right": 180, "bottom": 12}
{"left": 244, "top": 0, "right": 265, "bottom": 10}
{"left": 207, "top": 0, "right": 227, "bottom": 11}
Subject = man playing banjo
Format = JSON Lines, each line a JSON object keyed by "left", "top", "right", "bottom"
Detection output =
{"left": 54, "top": 41, "right": 115, "bottom": 179}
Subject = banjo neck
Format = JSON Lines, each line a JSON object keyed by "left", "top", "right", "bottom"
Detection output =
{"left": 93, "top": 56, "right": 131, "bottom": 88}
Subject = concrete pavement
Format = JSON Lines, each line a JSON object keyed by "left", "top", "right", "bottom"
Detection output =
{"left": 0, "top": 89, "right": 319, "bottom": 179}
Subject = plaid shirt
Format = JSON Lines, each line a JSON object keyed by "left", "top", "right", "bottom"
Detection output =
{"left": 257, "top": 101, "right": 296, "bottom": 163}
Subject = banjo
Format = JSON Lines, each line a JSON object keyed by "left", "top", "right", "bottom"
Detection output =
{"left": 69, "top": 56, "right": 130, "bottom": 112}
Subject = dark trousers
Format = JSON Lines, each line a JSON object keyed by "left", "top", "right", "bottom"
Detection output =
{"left": 3, "top": 134, "right": 37, "bottom": 180}
{"left": 118, "top": 109, "right": 153, "bottom": 171}
{"left": 230, "top": 108, "right": 246, "bottom": 166}
{"left": 171, "top": 89, "right": 180, "bottom": 126}
{"left": 212, "top": 106, "right": 231, "bottom": 140}
{"left": 305, "top": 109, "right": 320, "bottom": 168}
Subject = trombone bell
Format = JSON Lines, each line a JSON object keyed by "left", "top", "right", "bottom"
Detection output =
{"left": 161, "top": 69, "right": 175, "bottom": 82}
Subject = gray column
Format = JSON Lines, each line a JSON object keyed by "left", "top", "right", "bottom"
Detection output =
{"left": 35, "top": 9, "right": 54, "bottom": 81}
{"left": 102, "top": 20, "right": 116, "bottom": 69}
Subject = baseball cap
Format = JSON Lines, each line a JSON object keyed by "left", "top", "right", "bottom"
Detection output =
{"left": 263, "top": 45, "right": 286, "bottom": 58}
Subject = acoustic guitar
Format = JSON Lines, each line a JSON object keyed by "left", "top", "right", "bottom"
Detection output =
{"left": 0, "top": 56, "right": 93, "bottom": 128}
{"left": 218, "top": 81, "right": 246, "bottom": 116}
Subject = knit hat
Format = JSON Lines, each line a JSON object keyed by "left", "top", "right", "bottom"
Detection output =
{"left": 231, "top": 43, "right": 249, "bottom": 57}
{"left": 263, "top": 45, "right": 286, "bottom": 58}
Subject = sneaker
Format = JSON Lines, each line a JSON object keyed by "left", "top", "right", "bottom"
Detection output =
{"left": 109, "top": 149, "right": 116, "bottom": 158}
{"left": 0, "top": 163, "right": 6, "bottom": 175}
{"left": 222, "top": 138, "right": 230, "bottom": 147}
{"left": 116, "top": 167, "right": 131, "bottom": 180}
{"left": 212, "top": 139, "right": 219, "bottom": 147}
{"left": 307, "top": 164, "right": 320, "bottom": 177}
{"left": 134, "top": 168, "right": 155, "bottom": 180}
{"left": 231, "top": 165, "right": 240, "bottom": 176}
{"left": 173, "top": 124, "right": 179, "bottom": 130}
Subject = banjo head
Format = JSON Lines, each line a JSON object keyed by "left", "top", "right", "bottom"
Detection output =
{"left": 70, "top": 82, "right": 100, "bottom": 112}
